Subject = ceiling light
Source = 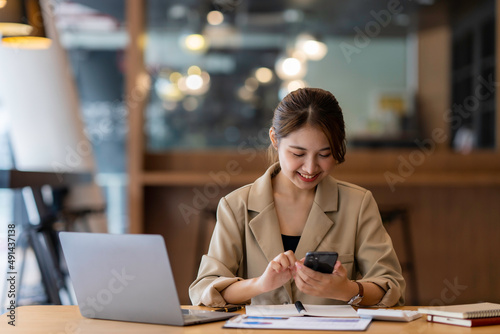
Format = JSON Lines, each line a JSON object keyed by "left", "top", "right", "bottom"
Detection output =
{"left": 282, "top": 58, "right": 301, "bottom": 75}
{"left": 0, "top": 23, "right": 33, "bottom": 37}
{"left": 186, "top": 74, "right": 203, "bottom": 91}
{"left": 255, "top": 67, "right": 273, "bottom": 84}
{"left": 154, "top": 76, "right": 184, "bottom": 102}
{"left": 187, "top": 65, "right": 202, "bottom": 75}
{"left": 275, "top": 55, "right": 307, "bottom": 80}
{"left": 244, "top": 77, "right": 259, "bottom": 92}
{"left": 302, "top": 40, "right": 327, "bottom": 60}
{"left": 237, "top": 86, "right": 254, "bottom": 102}
{"left": 178, "top": 70, "right": 210, "bottom": 96}
{"left": 207, "top": 10, "right": 224, "bottom": 26}
{"left": 181, "top": 33, "right": 209, "bottom": 53}
{"left": 287, "top": 79, "right": 307, "bottom": 91}
{"left": 0, "top": 0, "right": 7, "bottom": 9}
{"left": 296, "top": 34, "right": 328, "bottom": 61}
{"left": 279, "top": 80, "right": 307, "bottom": 100}
{"left": 169, "top": 72, "right": 182, "bottom": 83}
{"left": 1, "top": 36, "right": 52, "bottom": 49}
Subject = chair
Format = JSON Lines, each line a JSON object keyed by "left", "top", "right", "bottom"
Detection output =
{"left": 192, "top": 207, "right": 218, "bottom": 281}
{"left": 379, "top": 207, "right": 419, "bottom": 305}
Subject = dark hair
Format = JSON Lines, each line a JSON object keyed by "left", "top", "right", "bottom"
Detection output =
{"left": 268, "top": 87, "right": 346, "bottom": 164}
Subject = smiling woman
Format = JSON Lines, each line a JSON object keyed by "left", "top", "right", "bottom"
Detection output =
{"left": 189, "top": 87, "right": 406, "bottom": 308}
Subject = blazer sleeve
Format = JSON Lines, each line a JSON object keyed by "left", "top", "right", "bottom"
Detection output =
{"left": 188, "top": 196, "right": 246, "bottom": 307}
{"left": 355, "top": 191, "right": 406, "bottom": 307}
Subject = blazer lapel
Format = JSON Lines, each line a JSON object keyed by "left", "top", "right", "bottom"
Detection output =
{"left": 294, "top": 175, "right": 339, "bottom": 260}
{"left": 248, "top": 164, "right": 293, "bottom": 299}
{"left": 249, "top": 208, "right": 294, "bottom": 300}
{"left": 249, "top": 203, "right": 284, "bottom": 262}
{"left": 294, "top": 203, "right": 335, "bottom": 260}
{"left": 248, "top": 163, "right": 284, "bottom": 263}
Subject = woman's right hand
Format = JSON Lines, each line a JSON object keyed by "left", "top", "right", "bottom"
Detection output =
{"left": 257, "top": 250, "right": 297, "bottom": 293}
{"left": 220, "top": 250, "right": 297, "bottom": 304}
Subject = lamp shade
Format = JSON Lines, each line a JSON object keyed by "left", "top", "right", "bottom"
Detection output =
{"left": 0, "top": 41, "right": 94, "bottom": 173}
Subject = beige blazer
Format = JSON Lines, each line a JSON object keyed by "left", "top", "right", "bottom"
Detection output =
{"left": 189, "top": 164, "right": 405, "bottom": 307}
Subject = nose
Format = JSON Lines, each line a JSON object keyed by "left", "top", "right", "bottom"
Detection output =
{"left": 303, "top": 156, "right": 318, "bottom": 174}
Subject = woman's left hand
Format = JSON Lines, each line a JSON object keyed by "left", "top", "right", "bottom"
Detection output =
{"left": 293, "top": 260, "right": 356, "bottom": 301}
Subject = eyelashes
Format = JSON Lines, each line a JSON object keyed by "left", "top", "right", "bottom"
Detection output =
{"left": 292, "top": 153, "right": 331, "bottom": 158}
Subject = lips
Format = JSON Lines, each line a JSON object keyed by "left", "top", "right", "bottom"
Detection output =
{"left": 297, "top": 171, "right": 320, "bottom": 182}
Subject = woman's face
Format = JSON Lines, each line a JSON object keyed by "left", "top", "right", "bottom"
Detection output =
{"left": 271, "top": 124, "right": 335, "bottom": 191}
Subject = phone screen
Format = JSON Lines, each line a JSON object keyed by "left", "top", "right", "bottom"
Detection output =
{"left": 304, "top": 251, "right": 338, "bottom": 273}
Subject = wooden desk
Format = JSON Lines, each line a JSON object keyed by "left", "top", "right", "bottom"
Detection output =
{"left": 2, "top": 305, "right": 500, "bottom": 333}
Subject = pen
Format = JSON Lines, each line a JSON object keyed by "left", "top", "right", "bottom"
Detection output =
{"left": 212, "top": 305, "right": 245, "bottom": 312}
{"left": 295, "top": 301, "right": 307, "bottom": 314}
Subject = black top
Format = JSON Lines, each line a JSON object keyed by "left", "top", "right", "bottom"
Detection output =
{"left": 281, "top": 234, "right": 301, "bottom": 253}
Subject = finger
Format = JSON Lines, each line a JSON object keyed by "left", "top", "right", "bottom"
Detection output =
{"left": 276, "top": 251, "right": 297, "bottom": 269}
{"left": 293, "top": 267, "right": 311, "bottom": 288}
{"left": 276, "top": 254, "right": 292, "bottom": 269}
{"left": 283, "top": 250, "right": 298, "bottom": 268}
{"left": 333, "top": 260, "right": 342, "bottom": 272}
{"left": 333, "top": 261, "right": 347, "bottom": 276}
{"left": 294, "top": 269, "right": 316, "bottom": 295}
{"left": 298, "top": 261, "right": 323, "bottom": 279}
{"left": 295, "top": 262, "right": 322, "bottom": 284}
{"left": 270, "top": 260, "right": 284, "bottom": 272}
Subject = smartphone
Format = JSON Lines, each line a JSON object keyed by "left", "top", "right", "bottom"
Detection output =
{"left": 304, "top": 251, "right": 338, "bottom": 273}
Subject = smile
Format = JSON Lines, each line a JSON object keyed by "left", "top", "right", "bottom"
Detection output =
{"left": 297, "top": 172, "right": 320, "bottom": 182}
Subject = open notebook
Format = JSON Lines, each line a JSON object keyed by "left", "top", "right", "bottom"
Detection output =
{"left": 245, "top": 304, "right": 358, "bottom": 317}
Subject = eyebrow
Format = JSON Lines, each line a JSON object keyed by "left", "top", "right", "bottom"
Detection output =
{"left": 289, "top": 145, "right": 331, "bottom": 151}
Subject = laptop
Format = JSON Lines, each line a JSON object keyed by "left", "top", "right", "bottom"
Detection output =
{"left": 59, "top": 232, "right": 237, "bottom": 326}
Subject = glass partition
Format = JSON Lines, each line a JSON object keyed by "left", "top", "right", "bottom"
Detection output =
{"left": 144, "top": 0, "right": 420, "bottom": 151}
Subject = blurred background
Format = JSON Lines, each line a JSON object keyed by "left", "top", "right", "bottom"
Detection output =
{"left": 0, "top": 0, "right": 499, "bottom": 310}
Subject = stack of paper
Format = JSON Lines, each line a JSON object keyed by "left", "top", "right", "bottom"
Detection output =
{"left": 224, "top": 315, "right": 371, "bottom": 331}
{"left": 224, "top": 304, "right": 370, "bottom": 331}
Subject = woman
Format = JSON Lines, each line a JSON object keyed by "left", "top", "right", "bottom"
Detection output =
{"left": 189, "top": 88, "right": 405, "bottom": 307}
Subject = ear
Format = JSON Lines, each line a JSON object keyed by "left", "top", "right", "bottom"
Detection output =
{"left": 269, "top": 127, "right": 278, "bottom": 149}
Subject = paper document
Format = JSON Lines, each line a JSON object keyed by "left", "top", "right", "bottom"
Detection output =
{"left": 246, "top": 304, "right": 359, "bottom": 317}
{"left": 224, "top": 315, "right": 371, "bottom": 331}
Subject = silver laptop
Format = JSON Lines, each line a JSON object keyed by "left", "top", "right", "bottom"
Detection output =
{"left": 59, "top": 232, "right": 237, "bottom": 326}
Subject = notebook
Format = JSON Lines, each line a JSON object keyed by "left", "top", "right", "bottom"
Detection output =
{"left": 59, "top": 232, "right": 237, "bottom": 326}
{"left": 246, "top": 304, "right": 358, "bottom": 317}
{"left": 426, "top": 315, "right": 500, "bottom": 327}
{"left": 418, "top": 302, "right": 500, "bottom": 319}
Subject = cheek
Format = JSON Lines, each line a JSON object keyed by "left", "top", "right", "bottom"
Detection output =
{"left": 320, "top": 159, "right": 335, "bottom": 172}
{"left": 278, "top": 154, "right": 299, "bottom": 172}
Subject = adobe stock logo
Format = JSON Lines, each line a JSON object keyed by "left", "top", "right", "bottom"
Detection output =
{"left": 429, "top": 277, "right": 467, "bottom": 306}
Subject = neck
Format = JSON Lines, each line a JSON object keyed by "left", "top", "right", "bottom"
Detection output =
{"left": 273, "top": 171, "right": 316, "bottom": 201}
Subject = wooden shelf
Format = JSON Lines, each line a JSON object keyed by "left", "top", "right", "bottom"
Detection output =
{"left": 141, "top": 171, "right": 259, "bottom": 187}
{"left": 139, "top": 149, "right": 500, "bottom": 188}
{"left": 139, "top": 170, "right": 500, "bottom": 187}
